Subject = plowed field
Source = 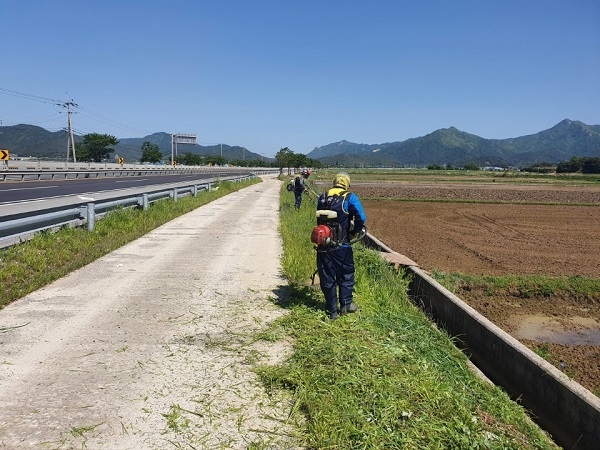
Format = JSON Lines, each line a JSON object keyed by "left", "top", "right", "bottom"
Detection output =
{"left": 352, "top": 182, "right": 600, "bottom": 395}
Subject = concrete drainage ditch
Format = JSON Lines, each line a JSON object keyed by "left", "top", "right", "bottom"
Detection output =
{"left": 364, "top": 233, "right": 600, "bottom": 450}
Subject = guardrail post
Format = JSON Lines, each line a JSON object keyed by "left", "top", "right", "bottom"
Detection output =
{"left": 142, "top": 193, "right": 149, "bottom": 210}
{"left": 192, "top": 185, "right": 198, "bottom": 197}
{"left": 172, "top": 188, "right": 178, "bottom": 202}
{"left": 87, "top": 203, "right": 96, "bottom": 231}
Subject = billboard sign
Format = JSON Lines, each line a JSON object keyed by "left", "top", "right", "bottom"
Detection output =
{"left": 174, "top": 134, "right": 196, "bottom": 145}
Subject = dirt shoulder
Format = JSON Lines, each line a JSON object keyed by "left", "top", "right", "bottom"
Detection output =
{"left": 0, "top": 176, "right": 300, "bottom": 449}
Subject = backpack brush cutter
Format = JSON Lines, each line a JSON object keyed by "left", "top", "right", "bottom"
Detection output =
{"left": 310, "top": 225, "right": 367, "bottom": 286}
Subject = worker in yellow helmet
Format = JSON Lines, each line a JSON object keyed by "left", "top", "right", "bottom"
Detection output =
{"left": 314, "top": 172, "right": 366, "bottom": 319}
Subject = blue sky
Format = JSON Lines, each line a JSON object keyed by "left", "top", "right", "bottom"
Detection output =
{"left": 1, "top": 0, "right": 599, "bottom": 157}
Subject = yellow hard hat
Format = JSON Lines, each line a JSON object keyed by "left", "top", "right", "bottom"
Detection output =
{"left": 333, "top": 172, "right": 350, "bottom": 190}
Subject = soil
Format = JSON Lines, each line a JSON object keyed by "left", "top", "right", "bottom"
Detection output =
{"left": 352, "top": 182, "right": 600, "bottom": 395}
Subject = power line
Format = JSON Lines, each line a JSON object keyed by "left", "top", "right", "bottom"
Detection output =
{"left": 0, "top": 88, "right": 62, "bottom": 105}
{"left": 27, "top": 113, "right": 64, "bottom": 125}
{"left": 1, "top": 87, "right": 153, "bottom": 137}
{"left": 74, "top": 105, "right": 152, "bottom": 135}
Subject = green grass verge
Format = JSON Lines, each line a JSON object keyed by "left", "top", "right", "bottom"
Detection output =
{"left": 0, "top": 178, "right": 260, "bottom": 309}
{"left": 255, "top": 179, "right": 558, "bottom": 449}
{"left": 309, "top": 168, "right": 600, "bottom": 186}
{"left": 431, "top": 271, "right": 600, "bottom": 300}
{"left": 359, "top": 196, "right": 600, "bottom": 207}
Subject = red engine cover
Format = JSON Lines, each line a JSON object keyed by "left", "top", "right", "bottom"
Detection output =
{"left": 311, "top": 224, "right": 333, "bottom": 246}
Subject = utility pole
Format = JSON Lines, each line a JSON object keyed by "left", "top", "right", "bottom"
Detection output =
{"left": 64, "top": 100, "right": 77, "bottom": 163}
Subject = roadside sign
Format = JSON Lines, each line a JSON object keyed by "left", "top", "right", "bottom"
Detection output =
{"left": 0, "top": 149, "right": 9, "bottom": 160}
{"left": 118, "top": 157, "right": 124, "bottom": 164}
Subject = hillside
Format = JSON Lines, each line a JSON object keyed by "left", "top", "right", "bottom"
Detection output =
{"left": 0, "top": 127, "right": 262, "bottom": 162}
{"left": 115, "top": 133, "right": 263, "bottom": 162}
{"left": 309, "top": 119, "right": 600, "bottom": 167}
{"left": 2, "top": 119, "right": 599, "bottom": 167}
{"left": 0, "top": 124, "right": 82, "bottom": 159}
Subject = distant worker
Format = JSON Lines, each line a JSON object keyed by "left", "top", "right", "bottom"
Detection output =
{"left": 293, "top": 171, "right": 309, "bottom": 209}
{"left": 314, "top": 172, "right": 366, "bottom": 319}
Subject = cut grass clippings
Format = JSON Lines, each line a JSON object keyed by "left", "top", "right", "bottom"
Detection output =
{"left": 0, "top": 178, "right": 260, "bottom": 309}
{"left": 255, "top": 178, "right": 559, "bottom": 449}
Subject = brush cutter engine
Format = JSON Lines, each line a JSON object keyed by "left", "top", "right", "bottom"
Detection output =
{"left": 311, "top": 224, "right": 334, "bottom": 246}
{"left": 311, "top": 210, "right": 341, "bottom": 247}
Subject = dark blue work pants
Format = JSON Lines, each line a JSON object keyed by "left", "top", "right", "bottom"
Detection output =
{"left": 317, "top": 245, "right": 355, "bottom": 315}
{"left": 294, "top": 190, "right": 303, "bottom": 208}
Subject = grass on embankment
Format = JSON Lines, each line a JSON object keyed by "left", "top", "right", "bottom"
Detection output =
{"left": 307, "top": 168, "right": 600, "bottom": 187}
{"left": 0, "top": 178, "right": 260, "bottom": 309}
{"left": 432, "top": 271, "right": 600, "bottom": 300}
{"left": 255, "top": 178, "right": 559, "bottom": 449}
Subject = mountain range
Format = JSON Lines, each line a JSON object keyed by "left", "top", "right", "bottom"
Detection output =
{"left": 0, "top": 126, "right": 265, "bottom": 162}
{"left": 307, "top": 119, "right": 600, "bottom": 167}
{"left": 1, "top": 119, "right": 599, "bottom": 167}
{"left": 116, "top": 133, "right": 265, "bottom": 162}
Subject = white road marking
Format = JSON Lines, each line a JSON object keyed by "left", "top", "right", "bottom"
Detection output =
{"left": 115, "top": 178, "right": 148, "bottom": 183}
{"left": 0, "top": 185, "right": 58, "bottom": 192}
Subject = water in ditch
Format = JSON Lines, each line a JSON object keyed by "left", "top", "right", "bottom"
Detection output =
{"left": 512, "top": 315, "right": 600, "bottom": 346}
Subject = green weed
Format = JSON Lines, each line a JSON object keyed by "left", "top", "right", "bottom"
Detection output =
{"left": 534, "top": 343, "right": 552, "bottom": 360}
{"left": 162, "top": 404, "right": 190, "bottom": 432}
{"left": 433, "top": 271, "right": 600, "bottom": 300}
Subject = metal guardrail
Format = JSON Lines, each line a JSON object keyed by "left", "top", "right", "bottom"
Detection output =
{"left": 0, "top": 165, "right": 279, "bottom": 182}
{"left": 0, "top": 174, "right": 254, "bottom": 248}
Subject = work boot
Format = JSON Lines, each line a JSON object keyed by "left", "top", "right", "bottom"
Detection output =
{"left": 328, "top": 312, "right": 338, "bottom": 320}
{"left": 340, "top": 302, "right": 358, "bottom": 315}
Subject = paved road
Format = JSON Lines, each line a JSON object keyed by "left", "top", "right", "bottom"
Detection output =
{"left": 0, "top": 173, "right": 254, "bottom": 220}
{"left": 0, "top": 175, "right": 300, "bottom": 449}
{"left": 0, "top": 171, "right": 251, "bottom": 205}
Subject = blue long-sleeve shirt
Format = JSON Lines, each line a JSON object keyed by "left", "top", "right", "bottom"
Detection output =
{"left": 318, "top": 187, "right": 367, "bottom": 245}
{"left": 345, "top": 191, "right": 366, "bottom": 232}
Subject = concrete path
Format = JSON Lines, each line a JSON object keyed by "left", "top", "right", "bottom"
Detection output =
{"left": 0, "top": 176, "right": 300, "bottom": 449}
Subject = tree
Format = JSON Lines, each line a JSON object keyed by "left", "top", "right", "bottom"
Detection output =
{"left": 290, "top": 153, "right": 310, "bottom": 170}
{"left": 180, "top": 152, "right": 203, "bottom": 166}
{"left": 427, "top": 164, "right": 444, "bottom": 170}
{"left": 582, "top": 157, "right": 600, "bottom": 174}
{"left": 275, "top": 147, "right": 293, "bottom": 175}
{"left": 309, "top": 158, "right": 324, "bottom": 169}
{"left": 556, "top": 157, "right": 583, "bottom": 173}
{"left": 140, "top": 141, "right": 163, "bottom": 163}
{"left": 205, "top": 155, "right": 227, "bottom": 166}
{"left": 74, "top": 143, "right": 92, "bottom": 162}
{"left": 75, "top": 133, "right": 118, "bottom": 163}
{"left": 463, "top": 162, "right": 480, "bottom": 171}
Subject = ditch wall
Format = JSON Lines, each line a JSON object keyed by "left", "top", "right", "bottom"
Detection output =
{"left": 364, "top": 233, "right": 600, "bottom": 450}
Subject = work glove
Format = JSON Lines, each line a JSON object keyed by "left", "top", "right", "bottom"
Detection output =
{"left": 350, "top": 227, "right": 363, "bottom": 240}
